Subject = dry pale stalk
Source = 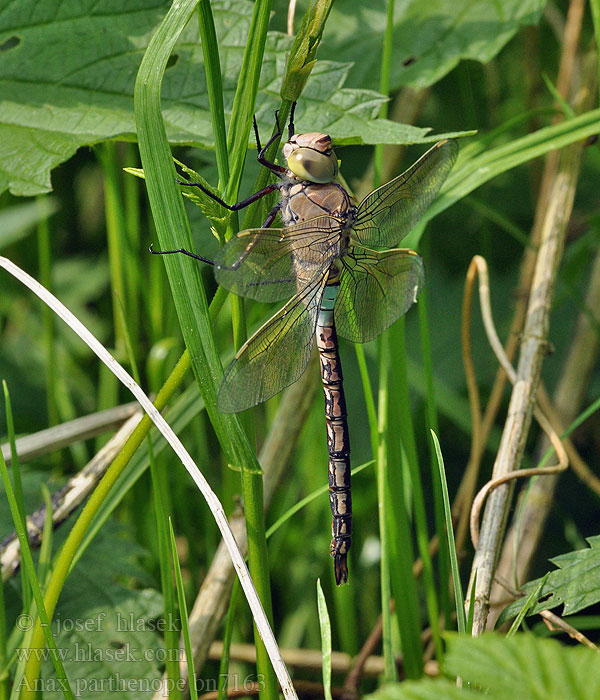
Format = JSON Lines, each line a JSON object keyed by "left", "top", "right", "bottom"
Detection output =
{"left": 465, "top": 257, "right": 568, "bottom": 551}
{"left": 467, "top": 135, "right": 587, "bottom": 636}
{"left": 492, "top": 212, "right": 600, "bottom": 607}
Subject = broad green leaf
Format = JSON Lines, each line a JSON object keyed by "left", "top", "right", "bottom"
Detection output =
{"left": 1, "top": 0, "right": 468, "bottom": 198}
{"left": 498, "top": 535, "right": 600, "bottom": 623}
{"left": 39, "top": 522, "right": 164, "bottom": 700}
{"left": 444, "top": 633, "right": 600, "bottom": 700}
{"left": 315, "top": 0, "right": 547, "bottom": 91}
{"left": 366, "top": 633, "right": 600, "bottom": 700}
{"left": 367, "top": 681, "right": 475, "bottom": 700}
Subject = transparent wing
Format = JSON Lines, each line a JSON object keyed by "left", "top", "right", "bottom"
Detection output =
{"left": 214, "top": 217, "right": 343, "bottom": 302}
{"left": 353, "top": 139, "right": 458, "bottom": 248}
{"left": 217, "top": 270, "right": 328, "bottom": 412}
{"left": 335, "top": 247, "right": 425, "bottom": 343}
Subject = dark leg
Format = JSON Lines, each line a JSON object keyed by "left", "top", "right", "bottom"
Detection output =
{"left": 175, "top": 102, "right": 296, "bottom": 213}
{"left": 149, "top": 243, "right": 214, "bottom": 266}
{"left": 262, "top": 204, "right": 280, "bottom": 229}
{"left": 254, "top": 112, "right": 287, "bottom": 176}
{"left": 288, "top": 101, "right": 297, "bottom": 140}
{"left": 176, "top": 180, "right": 280, "bottom": 212}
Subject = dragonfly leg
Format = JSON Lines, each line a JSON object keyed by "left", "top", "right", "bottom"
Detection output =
{"left": 287, "top": 100, "right": 297, "bottom": 140}
{"left": 262, "top": 204, "right": 280, "bottom": 228}
{"left": 148, "top": 243, "right": 214, "bottom": 266}
{"left": 254, "top": 112, "right": 287, "bottom": 176}
{"left": 176, "top": 179, "right": 281, "bottom": 212}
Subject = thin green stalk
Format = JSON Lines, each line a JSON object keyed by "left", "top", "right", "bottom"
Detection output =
{"left": 36, "top": 201, "right": 59, "bottom": 434}
{"left": 390, "top": 319, "right": 443, "bottom": 659}
{"left": 0, "top": 449, "right": 74, "bottom": 699}
{"left": 354, "top": 345, "right": 378, "bottom": 455}
{"left": 376, "top": 336, "right": 396, "bottom": 683}
{"left": 217, "top": 579, "right": 240, "bottom": 700}
{"left": 417, "top": 269, "right": 452, "bottom": 630}
{"left": 1, "top": 383, "right": 29, "bottom": 614}
{"left": 197, "top": 0, "right": 229, "bottom": 189}
{"left": 373, "top": 0, "right": 394, "bottom": 184}
{"left": 97, "top": 142, "right": 128, "bottom": 355}
{"left": 123, "top": 142, "right": 142, "bottom": 351}
{"left": 169, "top": 520, "right": 198, "bottom": 700}
{"left": 225, "top": 0, "right": 272, "bottom": 204}
{"left": 0, "top": 532, "right": 6, "bottom": 700}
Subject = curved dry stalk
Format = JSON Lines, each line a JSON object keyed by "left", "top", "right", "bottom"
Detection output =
{"left": 491, "top": 208, "right": 600, "bottom": 606}
{"left": 456, "top": 259, "right": 486, "bottom": 553}
{"left": 465, "top": 256, "right": 568, "bottom": 549}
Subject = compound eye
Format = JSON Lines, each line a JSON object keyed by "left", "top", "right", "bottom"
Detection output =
{"left": 286, "top": 148, "right": 337, "bottom": 183}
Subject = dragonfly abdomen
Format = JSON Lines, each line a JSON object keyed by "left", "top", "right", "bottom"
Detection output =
{"left": 317, "top": 282, "right": 351, "bottom": 585}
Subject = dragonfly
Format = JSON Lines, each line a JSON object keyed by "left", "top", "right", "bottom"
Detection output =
{"left": 152, "top": 103, "right": 458, "bottom": 584}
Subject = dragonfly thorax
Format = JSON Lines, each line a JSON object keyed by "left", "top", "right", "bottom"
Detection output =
{"left": 279, "top": 180, "right": 356, "bottom": 228}
{"left": 283, "top": 132, "right": 338, "bottom": 183}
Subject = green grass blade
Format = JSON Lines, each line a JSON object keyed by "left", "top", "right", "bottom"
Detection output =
{"left": 430, "top": 430, "right": 466, "bottom": 634}
{"left": 0, "top": 449, "right": 74, "bottom": 699}
{"left": 169, "top": 519, "right": 198, "bottom": 700}
{"left": 1, "top": 382, "right": 29, "bottom": 613}
{"left": 377, "top": 333, "right": 396, "bottom": 682}
{"left": 316, "top": 580, "right": 333, "bottom": 700}
{"left": 506, "top": 574, "right": 549, "bottom": 637}
{"left": 423, "top": 107, "right": 600, "bottom": 232}
{"left": 134, "top": 0, "right": 261, "bottom": 474}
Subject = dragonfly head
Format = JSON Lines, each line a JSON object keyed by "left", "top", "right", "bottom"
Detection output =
{"left": 282, "top": 132, "right": 338, "bottom": 184}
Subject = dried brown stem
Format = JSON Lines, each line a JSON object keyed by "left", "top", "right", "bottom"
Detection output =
{"left": 208, "top": 642, "right": 384, "bottom": 678}
{"left": 464, "top": 257, "right": 568, "bottom": 549}
{"left": 467, "top": 110, "right": 592, "bottom": 639}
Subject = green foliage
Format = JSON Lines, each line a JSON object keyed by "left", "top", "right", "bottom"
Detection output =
{"left": 311, "top": 0, "right": 547, "bottom": 90}
{"left": 367, "top": 633, "right": 600, "bottom": 700}
{"left": 38, "top": 522, "right": 164, "bottom": 700}
{"left": 0, "top": 474, "right": 164, "bottom": 699}
{"left": 0, "top": 0, "right": 470, "bottom": 197}
{"left": 1, "top": 0, "right": 600, "bottom": 696}
{"left": 499, "top": 536, "right": 600, "bottom": 623}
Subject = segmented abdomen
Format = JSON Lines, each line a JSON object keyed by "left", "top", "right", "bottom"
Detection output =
{"left": 316, "top": 282, "right": 351, "bottom": 585}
